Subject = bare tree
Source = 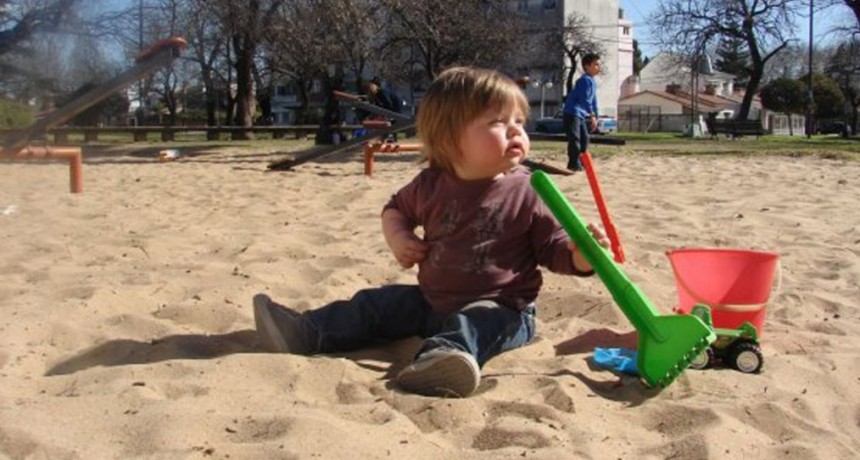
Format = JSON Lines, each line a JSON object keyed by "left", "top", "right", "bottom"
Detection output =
{"left": 208, "top": 0, "right": 284, "bottom": 138}
{"left": 763, "top": 41, "right": 809, "bottom": 80}
{"left": 266, "top": 1, "right": 351, "bottom": 142}
{"left": 544, "top": 13, "right": 605, "bottom": 93}
{"left": 379, "top": 0, "right": 527, "bottom": 81}
{"left": 183, "top": 0, "right": 226, "bottom": 128}
{"left": 139, "top": 0, "right": 188, "bottom": 126}
{"left": 315, "top": 0, "right": 387, "bottom": 87}
{"left": 94, "top": 0, "right": 186, "bottom": 125}
{"left": 266, "top": 2, "right": 338, "bottom": 115}
{"left": 650, "top": 0, "right": 802, "bottom": 120}
{"left": 841, "top": 0, "right": 860, "bottom": 27}
{"left": 0, "top": 0, "right": 77, "bottom": 56}
{"left": 1, "top": 0, "right": 78, "bottom": 99}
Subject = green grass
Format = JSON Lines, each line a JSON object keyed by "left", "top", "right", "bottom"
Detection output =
{"left": 532, "top": 132, "right": 860, "bottom": 162}
{"left": 10, "top": 128, "right": 858, "bottom": 162}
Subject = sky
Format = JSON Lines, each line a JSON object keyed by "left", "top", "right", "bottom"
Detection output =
{"left": 620, "top": 0, "right": 854, "bottom": 59}
{"left": 101, "top": 0, "right": 853, "bottom": 59}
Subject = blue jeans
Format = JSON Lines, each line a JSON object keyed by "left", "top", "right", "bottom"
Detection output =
{"left": 302, "top": 285, "right": 536, "bottom": 367}
{"left": 563, "top": 113, "right": 589, "bottom": 169}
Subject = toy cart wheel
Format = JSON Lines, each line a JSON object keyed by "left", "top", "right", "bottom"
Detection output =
{"left": 727, "top": 341, "right": 763, "bottom": 374}
{"left": 688, "top": 347, "right": 713, "bottom": 370}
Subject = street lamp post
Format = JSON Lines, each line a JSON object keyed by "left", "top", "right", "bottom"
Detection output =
{"left": 532, "top": 79, "right": 553, "bottom": 119}
{"left": 689, "top": 46, "right": 713, "bottom": 137}
{"left": 806, "top": 0, "right": 814, "bottom": 139}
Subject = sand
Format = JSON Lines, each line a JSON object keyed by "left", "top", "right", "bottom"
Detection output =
{"left": 1, "top": 144, "right": 859, "bottom": 459}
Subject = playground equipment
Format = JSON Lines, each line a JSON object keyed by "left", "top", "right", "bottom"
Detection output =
{"left": 362, "top": 140, "right": 422, "bottom": 176}
{"left": 581, "top": 152, "right": 625, "bottom": 263}
{"left": 268, "top": 90, "right": 415, "bottom": 172}
{"left": 667, "top": 248, "right": 780, "bottom": 373}
{"left": 1, "top": 37, "right": 187, "bottom": 193}
{"left": 686, "top": 305, "right": 763, "bottom": 373}
{"left": 268, "top": 90, "right": 625, "bottom": 174}
{"left": 531, "top": 171, "right": 715, "bottom": 388}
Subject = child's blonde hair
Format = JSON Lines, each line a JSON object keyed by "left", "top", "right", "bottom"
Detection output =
{"left": 416, "top": 67, "right": 529, "bottom": 172}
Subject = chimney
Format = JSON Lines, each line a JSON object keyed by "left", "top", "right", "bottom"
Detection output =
{"left": 666, "top": 83, "right": 681, "bottom": 94}
{"left": 704, "top": 84, "right": 716, "bottom": 96}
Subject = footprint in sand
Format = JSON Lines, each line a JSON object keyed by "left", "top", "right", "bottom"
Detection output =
{"left": 472, "top": 422, "right": 553, "bottom": 451}
{"left": 643, "top": 404, "right": 720, "bottom": 437}
{"left": 224, "top": 416, "right": 293, "bottom": 443}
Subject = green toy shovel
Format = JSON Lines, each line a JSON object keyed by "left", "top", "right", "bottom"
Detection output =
{"left": 531, "top": 171, "right": 715, "bottom": 388}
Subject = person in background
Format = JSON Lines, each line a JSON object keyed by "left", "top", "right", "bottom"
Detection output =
{"left": 562, "top": 53, "right": 601, "bottom": 171}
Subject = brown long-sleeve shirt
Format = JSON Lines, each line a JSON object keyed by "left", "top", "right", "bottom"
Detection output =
{"left": 384, "top": 166, "right": 590, "bottom": 315}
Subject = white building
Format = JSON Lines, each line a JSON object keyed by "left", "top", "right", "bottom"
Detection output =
{"left": 271, "top": 0, "right": 631, "bottom": 125}
{"left": 638, "top": 52, "right": 736, "bottom": 97}
{"left": 518, "top": 0, "right": 629, "bottom": 119}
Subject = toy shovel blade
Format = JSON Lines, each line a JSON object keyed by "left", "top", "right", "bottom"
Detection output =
{"left": 531, "top": 171, "right": 715, "bottom": 387}
{"left": 636, "top": 314, "right": 715, "bottom": 387}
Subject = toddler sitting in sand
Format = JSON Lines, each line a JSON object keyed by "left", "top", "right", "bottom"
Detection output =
{"left": 254, "top": 66, "right": 608, "bottom": 397}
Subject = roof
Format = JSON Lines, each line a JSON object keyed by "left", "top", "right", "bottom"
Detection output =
{"left": 641, "top": 52, "right": 737, "bottom": 84}
{"left": 618, "top": 90, "right": 726, "bottom": 110}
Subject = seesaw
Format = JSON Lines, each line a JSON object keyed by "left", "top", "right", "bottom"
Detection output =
{"left": 268, "top": 89, "right": 625, "bottom": 175}
{"left": 1, "top": 37, "right": 187, "bottom": 193}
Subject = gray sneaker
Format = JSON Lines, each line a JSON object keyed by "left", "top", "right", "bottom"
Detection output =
{"left": 253, "top": 294, "right": 315, "bottom": 355}
{"left": 396, "top": 348, "right": 480, "bottom": 398}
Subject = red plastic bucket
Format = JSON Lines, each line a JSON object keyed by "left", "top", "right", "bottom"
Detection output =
{"left": 666, "top": 248, "right": 779, "bottom": 336}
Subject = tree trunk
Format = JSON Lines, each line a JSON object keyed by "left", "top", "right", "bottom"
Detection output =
{"left": 738, "top": 71, "right": 761, "bottom": 120}
{"left": 852, "top": 105, "right": 858, "bottom": 135}
{"left": 203, "top": 73, "right": 218, "bottom": 127}
{"left": 316, "top": 72, "right": 344, "bottom": 145}
{"left": 232, "top": 33, "right": 256, "bottom": 140}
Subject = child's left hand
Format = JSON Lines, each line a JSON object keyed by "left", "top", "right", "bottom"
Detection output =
{"left": 567, "top": 223, "right": 610, "bottom": 272}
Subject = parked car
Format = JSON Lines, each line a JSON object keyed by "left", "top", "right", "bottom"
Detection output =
{"left": 534, "top": 115, "right": 564, "bottom": 134}
{"left": 817, "top": 121, "right": 852, "bottom": 137}
{"left": 595, "top": 115, "right": 618, "bottom": 134}
{"left": 533, "top": 114, "right": 618, "bottom": 134}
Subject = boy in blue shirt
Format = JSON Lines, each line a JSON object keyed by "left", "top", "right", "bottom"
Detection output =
{"left": 562, "top": 53, "right": 601, "bottom": 171}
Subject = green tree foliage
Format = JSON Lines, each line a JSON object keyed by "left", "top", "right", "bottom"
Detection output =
{"left": 759, "top": 77, "right": 805, "bottom": 135}
{"left": 714, "top": 23, "right": 751, "bottom": 83}
{"left": 760, "top": 77, "right": 805, "bottom": 114}
{"left": 0, "top": 97, "right": 35, "bottom": 128}
{"left": 799, "top": 72, "right": 846, "bottom": 119}
{"left": 633, "top": 39, "right": 645, "bottom": 75}
{"left": 825, "top": 39, "right": 860, "bottom": 131}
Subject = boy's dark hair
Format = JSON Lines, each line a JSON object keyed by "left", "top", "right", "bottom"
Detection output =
{"left": 582, "top": 53, "right": 600, "bottom": 66}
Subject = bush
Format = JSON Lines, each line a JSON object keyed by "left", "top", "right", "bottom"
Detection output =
{"left": 0, "top": 98, "right": 35, "bottom": 128}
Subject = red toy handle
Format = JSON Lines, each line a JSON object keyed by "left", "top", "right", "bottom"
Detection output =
{"left": 581, "top": 152, "right": 626, "bottom": 263}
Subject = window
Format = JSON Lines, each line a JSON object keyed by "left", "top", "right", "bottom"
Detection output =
{"left": 543, "top": 0, "right": 556, "bottom": 9}
{"left": 623, "top": 26, "right": 630, "bottom": 36}
{"left": 517, "top": 0, "right": 528, "bottom": 13}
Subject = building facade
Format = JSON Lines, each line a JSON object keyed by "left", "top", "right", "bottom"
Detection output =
{"left": 270, "top": 0, "right": 630, "bottom": 126}
{"left": 518, "top": 0, "right": 628, "bottom": 120}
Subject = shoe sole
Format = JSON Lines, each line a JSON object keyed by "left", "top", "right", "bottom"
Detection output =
{"left": 397, "top": 352, "right": 480, "bottom": 398}
{"left": 253, "top": 294, "right": 289, "bottom": 353}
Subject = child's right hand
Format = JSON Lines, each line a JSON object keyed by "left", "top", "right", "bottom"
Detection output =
{"left": 388, "top": 232, "right": 429, "bottom": 269}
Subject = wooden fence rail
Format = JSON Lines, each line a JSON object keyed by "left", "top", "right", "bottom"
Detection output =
{"left": 0, "top": 125, "right": 364, "bottom": 144}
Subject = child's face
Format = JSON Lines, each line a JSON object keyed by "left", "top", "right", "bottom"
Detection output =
{"left": 454, "top": 103, "right": 529, "bottom": 180}
{"left": 584, "top": 59, "right": 601, "bottom": 76}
